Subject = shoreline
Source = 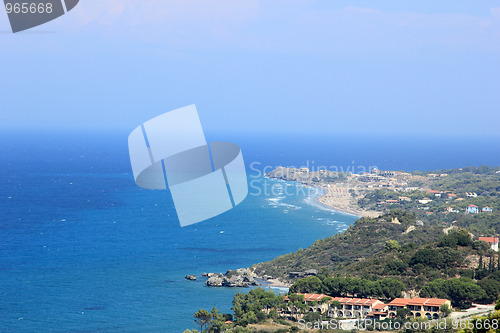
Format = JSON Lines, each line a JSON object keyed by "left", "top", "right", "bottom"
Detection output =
{"left": 265, "top": 176, "right": 380, "bottom": 218}
{"left": 315, "top": 185, "right": 381, "bottom": 218}
{"left": 256, "top": 278, "right": 291, "bottom": 290}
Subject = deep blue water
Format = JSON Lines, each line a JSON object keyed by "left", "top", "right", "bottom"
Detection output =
{"left": 1, "top": 130, "right": 499, "bottom": 332}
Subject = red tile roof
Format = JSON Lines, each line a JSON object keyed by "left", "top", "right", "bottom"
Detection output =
{"left": 372, "top": 303, "right": 386, "bottom": 310}
{"left": 469, "top": 205, "right": 478, "bottom": 208}
{"left": 286, "top": 293, "right": 332, "bottom": 302}
{"left": 479, "top": 237, "right": 499, "bottom": 244}
{"left": 388, "top": 298, "right": 410, "bottom": 306}
{"left": 391, "top": 298, "right": 449, "bottom": 307}
{"left": 329, "top": 297, "right": 381, "bottom": 305}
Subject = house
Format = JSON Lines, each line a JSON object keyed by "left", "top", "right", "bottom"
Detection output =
{"left": 386, "top": 200, "right": 399, "bottom": 204}
{"left": 466, "top": 205, "right": 479, "bottom": 214}
{"left": 482, "top": 206, "right": 493, "bottom": 213}
{"left": 446, "top": 207, "right": 459, "bottom": 213}
{"left": 288, "top": 272, "right": 304, "bottom": 278}
{"left": 466, "top": 192, "right": 478, "bottom": 198}
{"left": 387, "top": 298, "right": 451, "bottom": 319}
{"left": 300, "top": 168, "right": 309, "bottom": 173}
{"left": 418, "top": 199, "right": 433, "bottom": 204}
{"left": 427, "top": 190, "right": 442, "bottom": 198}
{"left": 399, "top": 197, "right": 411, "bottom": 202}
{"left": 478, "top": 237, "right": 499, "bottom": 252}
{"left": 304, "top": 269, "right": 318, "bottom": 276}
{"left": 447, "top": 193, "right": 457, "bottom": 198}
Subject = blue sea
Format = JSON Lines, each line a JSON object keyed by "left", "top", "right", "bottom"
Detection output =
{"left": 1, "top": 130, "right": 499, "bottom": 332}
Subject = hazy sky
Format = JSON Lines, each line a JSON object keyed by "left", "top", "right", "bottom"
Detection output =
{"left": 1, "top": 1, "right": 499, "bottom": 136}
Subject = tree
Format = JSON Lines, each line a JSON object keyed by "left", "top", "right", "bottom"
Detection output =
{"left": 303, "top": 311, "right": 321, "bottom": 323}
{"left": 289, "top": 276, "right": 322, "bottom": 293}
{"left": 440, "top": 304, "right": 451, "bottom": 318}
{"left": 396, "top": 308, "right": 412, "bottom": 319}
{"left": 210, "top": 307, "right": 228, "bottom": 333}
{"left": 288, "top": 293, "right": 305, "bottom": 320}
{"left": 422, "top": 278, "right": 486, "bottom": 308}
{"left": 317, "top": 267, "right": 330, "bottom": 281}
{"left": 385, "top": 240, "right": 402, "bottom": 252}
{"left": 194, "top": 309, "right": 211, "bottom": 332}
{"left": 477, "top": 279, "right": 500, "bottom": 303}
{"left": 495, "top": 295, "right": 500, "bottom": 310}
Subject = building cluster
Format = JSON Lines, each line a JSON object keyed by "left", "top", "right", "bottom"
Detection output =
{"left": 281, "top": 294, "right": 451, "bottom": 321}
{"left": 465, "top": 205, "right": 493, "bottom": 214}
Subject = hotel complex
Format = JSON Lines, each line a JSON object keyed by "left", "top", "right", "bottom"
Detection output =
{"left": 282, "top": 294, "right": 451, "bottom": 320}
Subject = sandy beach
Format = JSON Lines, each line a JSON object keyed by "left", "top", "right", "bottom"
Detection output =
{"left": 257, "top": 278, "right": 291, "bottom": 289}
{"left": 316, "top": 186, "right": 380, "bottom": 218}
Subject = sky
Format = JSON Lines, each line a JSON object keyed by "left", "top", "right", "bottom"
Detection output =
{"left": 0, "top": 0, "right": 499, "bottom": 136}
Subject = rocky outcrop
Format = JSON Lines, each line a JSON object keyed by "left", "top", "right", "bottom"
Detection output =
{"left": 185, "top": 275, "right": 197, "bottom": 280}
{"left": 206, "top": 275, "right": 223, "bottom": 287}
{"left": 204, "top": 268, "right": 259, "bottom": 288}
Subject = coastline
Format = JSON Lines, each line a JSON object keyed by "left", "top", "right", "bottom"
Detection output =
{"left": 266, "top": 176, "right": 380, "bottom": 218}
{"left": 315, "top": 185, "right": 381, "bottom": 218}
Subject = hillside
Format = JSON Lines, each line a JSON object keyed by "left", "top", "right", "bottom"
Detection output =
{"left": 252, "top": 210, "right": 443, "bottom": 281}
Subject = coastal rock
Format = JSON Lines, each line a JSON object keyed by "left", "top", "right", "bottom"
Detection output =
{"left": 185, "top": 275, "right": 197, "bottom": 280}
{"left": 201, "top": 272, "right": 208, "bottom": 277}
{"left": 206, "top": 276, "right": 223, "bottom": 287}
{"left": 205, "top": 268, "right": 259, "bottom": 288}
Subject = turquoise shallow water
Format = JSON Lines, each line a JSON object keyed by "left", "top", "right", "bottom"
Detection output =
{"left": 1, "top": 131, "right": 498, "bottom": 332}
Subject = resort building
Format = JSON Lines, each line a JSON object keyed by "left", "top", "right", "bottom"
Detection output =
{"left": 282, "top": 293, "right": 332, "bottom": 319}
{"left": 478, "top": 237, "right": 499, "bottom": 252}
{"left": 387, "top": 298, "right": 451, "bottom": 319}
{"left": 366, "top": 303, "right": 389, "bottom": 320}
{"left": 466, "top": 205, "right": 479, "bottom": 214}
{"left": 281, "top": 294, "right": 452, "bottom": 320}
{"left": 328, "top": 297, "right": 385, "bottom": 318}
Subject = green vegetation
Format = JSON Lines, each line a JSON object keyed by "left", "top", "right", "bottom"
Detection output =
{"left": 253, "top": 210, "right": 443, "bottom": 281}
{"left": 232, "top": 288, "right": 285, "bottom": 326}
{"left": 188, "top": 166, "right": 500, "bottom": 332}
{"left": 286, "top": 223, "right": 500, "bottom": 308}
{"left": 290, "top": 275, "right": 405, "bottom": 299}
{"left": 190, "top": 307, "right": 232, "bottom": 333}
